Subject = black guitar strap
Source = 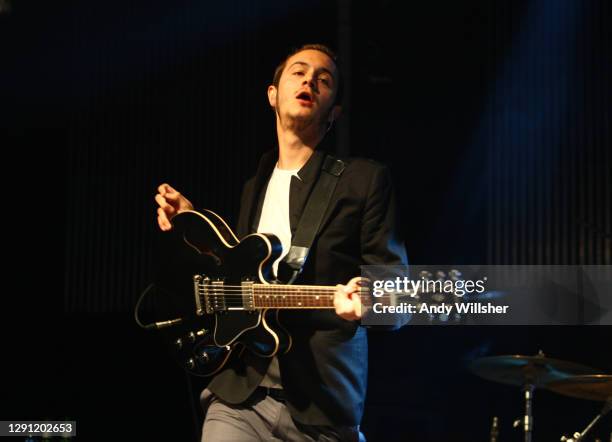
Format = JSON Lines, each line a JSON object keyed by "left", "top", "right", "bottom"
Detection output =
{"left": 277, "top": 154, "right": 346, "bottom": 284}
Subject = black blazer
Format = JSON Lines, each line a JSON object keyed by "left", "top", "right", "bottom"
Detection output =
{"left": 206, "top": 148, "right": 408, "bottom": 426}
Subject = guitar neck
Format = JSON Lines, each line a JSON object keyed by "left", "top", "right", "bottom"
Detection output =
{"left": 195, "top": 277, "right": 378, "bottom": 314}
{"left": 252, "top": 284, "right": 338, "bottom": 309}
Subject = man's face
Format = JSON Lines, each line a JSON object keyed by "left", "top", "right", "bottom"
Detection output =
{"left": 269, "top": 49, "right": 339, "bottom": 127}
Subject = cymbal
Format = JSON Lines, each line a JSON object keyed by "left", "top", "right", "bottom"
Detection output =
{"left": 546, "top": 375, "right": 612, "bottom": 401}
{"left": 469, "top": 354, "right": 601, "bottom": 388}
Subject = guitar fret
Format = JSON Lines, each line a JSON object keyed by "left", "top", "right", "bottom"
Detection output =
{"left": 198, "top": 283, "right": 370, "bottom": 310}
{"left": 252, "top": 285, "right": 336, "bottom": 308}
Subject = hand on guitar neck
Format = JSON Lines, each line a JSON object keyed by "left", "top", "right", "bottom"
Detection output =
{"left": 155, "top": 183, "right": 194, "bottom": 231}
{"left": 334, "top": 276, "right": 365, "bottom": 321}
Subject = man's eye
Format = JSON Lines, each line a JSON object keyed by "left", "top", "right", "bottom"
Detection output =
{"left": 319, "top": 77, "right": 330, "bottom": 85}
{"left": 293, "top": 71, "right": 304, "bottom": 76}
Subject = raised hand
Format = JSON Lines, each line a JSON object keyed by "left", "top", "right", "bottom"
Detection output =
{"left": 155, "top": 183, "right": 194, "bottom": 231}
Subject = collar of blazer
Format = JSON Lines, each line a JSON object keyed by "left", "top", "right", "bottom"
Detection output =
{"left": 248, "top": 148, "right": 329, "bottom": 234}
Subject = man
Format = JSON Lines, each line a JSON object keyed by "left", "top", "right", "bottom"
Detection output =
{"left": 155, "top": 44, "right": 407, "bottom": 441}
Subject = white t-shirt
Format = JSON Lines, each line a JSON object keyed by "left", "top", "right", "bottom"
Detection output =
{"left": 256, "top": 164, "right": 301, "bottom": 277}
{"left": 256, "top": 163, "right": 300, "bottom": 389}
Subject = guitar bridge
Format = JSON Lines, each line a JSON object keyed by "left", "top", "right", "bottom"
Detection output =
{"left": 193, "top": 275, "right": 206, "bottom": 315}
{"left": 193, "top": 275, "right": 225, "bottom": 314}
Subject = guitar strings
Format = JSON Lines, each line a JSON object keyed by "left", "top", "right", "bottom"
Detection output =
{"left": 202, "top": 285, "right": 340, "bottom": 289}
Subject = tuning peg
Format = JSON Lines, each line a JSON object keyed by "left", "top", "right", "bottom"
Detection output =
{"left": 449, "top": 269, "right": 463, "bottom": 280}
{"left": 186, "top": 358, "right": 195, "bottom": 370}
{"left": 419, "top": 270, "right": 432, "bottom": 280}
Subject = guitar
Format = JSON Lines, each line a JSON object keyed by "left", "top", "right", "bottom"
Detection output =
{"left": 163, "top": 209, "right": 372, "bottom": 377}
{"left": 160, "top": 210, "right": 463, "bottom": 376}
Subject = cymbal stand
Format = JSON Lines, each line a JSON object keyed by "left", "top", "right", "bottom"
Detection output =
{"left": 513, "top": 383, "right": 535, "bottom": 442}
{"left": 560, "top": 398, "right": 611, "bottom": 442}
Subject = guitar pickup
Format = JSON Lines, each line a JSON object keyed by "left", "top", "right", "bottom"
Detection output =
{"left": 241, "top": 280, "right": 255, "bottom": 311}
{"left": 193, "top": 275, "right": 226, "bottom": 314}
{"left": 194, "top": 275, "right": 256, "bottom": 313}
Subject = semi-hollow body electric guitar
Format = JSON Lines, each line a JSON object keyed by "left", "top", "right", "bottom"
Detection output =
{"left": 159, "top": 210, "right": 458, "bottom": 376}
{"left": 164, "top": 209, "right": 370, "bottom": 377}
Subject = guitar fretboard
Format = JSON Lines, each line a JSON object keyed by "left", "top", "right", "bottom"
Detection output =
{"left": 253, "top": 284, "right": 338, "bottom": 308}
{"left": 196, "top": 278, "right": 383, "bottom": 314}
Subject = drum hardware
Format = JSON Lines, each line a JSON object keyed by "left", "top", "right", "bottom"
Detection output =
{"left": 489, "top": 416, "right": 499, "bottom": 442}
{"left": 546, "top": 375, "right": 612, "bottom": 442}
{"left": 470, "top": 351, "right": 602, "bottom": 442}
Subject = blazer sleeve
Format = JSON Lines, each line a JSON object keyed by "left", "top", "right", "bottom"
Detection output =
{"left": 360, "top": 164, "right": 410, "bottom": 330}
{"left": 360, "top": 165, "right": 408, "bottom": 266}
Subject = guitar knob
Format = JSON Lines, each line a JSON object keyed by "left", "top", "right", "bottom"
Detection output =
{"left": 186, "top": 358, "right": 195, "bottom": 370}
{"left": 188, "top": 332, "right": 196, "bottom": 343}
{"left": 197, "top": 351, "right": 210, "bottom": 363}
{"left": 196, "top": 329, "right": 208, "bottom": 336}
{"left": 175, "top": 338, "right": 183, "bottom": 349}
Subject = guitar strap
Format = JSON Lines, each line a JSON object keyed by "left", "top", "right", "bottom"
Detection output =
{"left": 277, "top": 154, "right": 346, "bottom": 284}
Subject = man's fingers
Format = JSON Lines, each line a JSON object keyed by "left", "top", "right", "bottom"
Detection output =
{"left": 155, "top": 194, "right": 174, "bottom": 211}
{"left": 164, "top": 190, "right": 192, "bottom": 210}
{"left": 155, "top": 184, "right": 181, "bottom": 231}
{"left": 157, "top": 216, "right": 167, "bottom": 231}
{"left": 351, "top": 292, "right": 362, "bottom": 319}
{"left": 156, "top": 183, "right": 193, "bottom": 213}
{"left": 334, "top": 284, "right": 360, "bottom": 321}
{"left": 343, "top": 285, "right": 363, "bottom": 319}
{"left": 157, "top": 183, "right": 174, "bottom": 196}
{"left": 164, "top": 191, "right": 180, "bottom": 201}
{"left": 334, "top": 284, "right": 348, "bottom": 309}
{"left": 157, "top": 207, "right": 173, "bottom": 231}
{"left": 344, "top": 276, "right": 363, "bottom": 292}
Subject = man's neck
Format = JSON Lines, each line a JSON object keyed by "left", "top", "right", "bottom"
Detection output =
{"left": 276, "top": 120, "right": 324, "bottom": 170}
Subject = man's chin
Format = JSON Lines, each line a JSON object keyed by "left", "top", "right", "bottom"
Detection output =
{"left": 279, "top": 109, "right": 326, "bottom": 131}
{"left": 290, "top": 107, "right": 315, "bottom": 117}
{"left": 285, "top": 112, "right": 315, "bottom": 125}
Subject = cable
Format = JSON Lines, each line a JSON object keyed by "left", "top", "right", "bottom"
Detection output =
{"left": 134, "top": 283, "right": 183, "bottom": 330}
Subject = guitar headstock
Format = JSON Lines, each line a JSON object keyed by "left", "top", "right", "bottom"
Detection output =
{"left": 413, "top": 268, "right": 465, "bottom": 323}
{"left": 360, "top": 266, "right": 472, "bottom": 325}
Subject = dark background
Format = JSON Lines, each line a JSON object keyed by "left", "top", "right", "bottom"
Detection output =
{"left": 2, "top": 0, "right": 611, "bottom": 440}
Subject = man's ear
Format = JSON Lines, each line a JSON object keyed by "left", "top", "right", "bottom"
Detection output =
{"left": 267, "top": 85, "right": 277, "bottom": 109}
{"left": 328, "top": 105, "right": 342, "bottom": 123}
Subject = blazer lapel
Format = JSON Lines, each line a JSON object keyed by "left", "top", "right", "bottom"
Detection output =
{"left": 289, "top": 150, "right": 327, "bottom": 235}
{"left": 245, "top": 149, "right": 277, "bottom": 233}
{"left": 244, "top": 148, "right": 331, "bottom": 237}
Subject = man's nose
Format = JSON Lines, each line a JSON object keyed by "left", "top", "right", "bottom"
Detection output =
{"left": 302, "top": 74, "right": 317, "bottom": 91}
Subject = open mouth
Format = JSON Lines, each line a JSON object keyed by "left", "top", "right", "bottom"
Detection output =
{"left": 296, "top": 91, "right": 313, "bottom": 104}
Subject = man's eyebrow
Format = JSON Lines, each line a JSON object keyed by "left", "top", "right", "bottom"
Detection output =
{"left": 288, "top": 61, "right": 336, "bottom": 78}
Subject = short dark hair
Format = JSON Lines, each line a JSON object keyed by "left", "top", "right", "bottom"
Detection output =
{"left": 272, "top": 43, "right": 343, "bottom": 105}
